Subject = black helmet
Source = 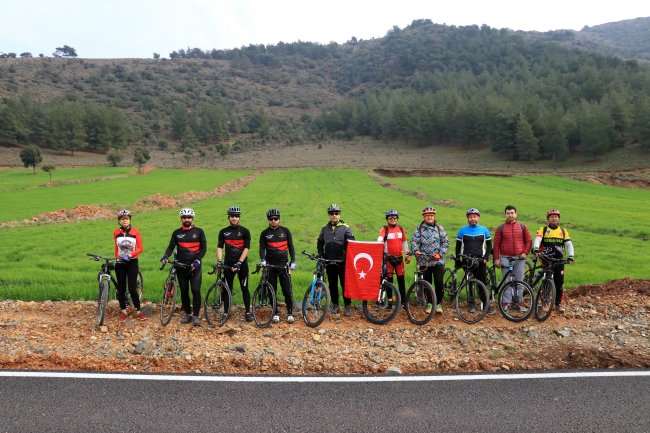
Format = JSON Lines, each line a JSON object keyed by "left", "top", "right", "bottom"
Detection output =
{"left": 466, "top": 208, "right": 480, "bottom": 217}
{"left": 227, "top": 206, "right": 241, "bottom": 216}
{"left": 266, "top": 208, "right": 280, "bottom": 219}
{"left": 327, "top": 204, "right": 341, "bottom": 214}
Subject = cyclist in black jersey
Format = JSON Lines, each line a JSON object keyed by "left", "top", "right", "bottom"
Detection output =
{"left": 160, "top": 208, "right": 207, "bottom": 326}
{"left": 259, "top": 208, "right": 296, "bottom": 324}
{"left": 217, "top": 206, "right": 252, "bottom": 322}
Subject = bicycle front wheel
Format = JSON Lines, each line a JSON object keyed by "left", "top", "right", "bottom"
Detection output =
{"left": 534, "top": 279, "right": 556, "bottom": 322}
{"left": 455, "top": 279, "right": 489, "bottom": 324}
{"left": 204, "top": 282, "right": 232, "bottom": 327}
{"left": 96, "top": 281, "right": 109, "bottom": 326}
{"left": 136, "top": 270, "right": 144, "bottom": 301}
{"left": 159, "top": 279, "right": 177, "bottom": 326}
{"left": 252, "top": 282, "right": 276, "bottom": 328}
{"left": 524, "top": 260, "right": 534, "bottom": 285}
{"left": 405, "top": 280, "right": 436, "bottom": 325}
{"left": 498, "top": 280, "right": 534, "bottom": 322}
{"left": 442, "top": 267, "right": 456, "bottom": 302}
{"left": 302, "top": 281, "right": 330, "bottom": 328}
{"left": 363, "top": 281, "right": 400, "bottom": 325}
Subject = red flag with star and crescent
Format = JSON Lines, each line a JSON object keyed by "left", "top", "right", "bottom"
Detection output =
{"left": 344, "top": 241, "right": 383, "bottom": 301}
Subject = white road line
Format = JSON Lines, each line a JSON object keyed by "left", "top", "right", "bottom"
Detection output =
{"left": 1, "top": 371, "right": 650, "bottom": 382}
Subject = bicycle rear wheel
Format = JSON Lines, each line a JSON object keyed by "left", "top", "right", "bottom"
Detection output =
{"left": 96, "top": 281, "right": 109, "bottom": 326}
{"left": 302, "top": 281, "right": 330, "bottom": 328}
{"left": 498, "top": 280, "right": 534, "bottom": 322}
{"left": 524, "top": 260, "right": 535, "bottom": 285}
{"left": 159, "top": 279, "right": 177, "bottom": 326}
{"left": 455, "top": 279, "right": 488, "bottom": 324}
{"left": 252, "top": 282, "right": 276, "bottom": 328}
{"left": 405, "top": 280, "right": 436, "bottom": 325}
{"left": 534, "top": 279, "right": 556, "bottom": 322}
{"left": 442, "top": 267, "right": 456, "bottom": 302}
{"left": 204, "top": 282, "right": 232, "bottom": 327}
{"left": 136, "top": 270, "right": 144, "bottom": 301}
{"left": 363, "top": 281, "right": 400, "bottom": 325}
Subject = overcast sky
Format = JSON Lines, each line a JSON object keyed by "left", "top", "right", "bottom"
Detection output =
{"left": 1, "top": 0, "right": 648, "bottom": 59}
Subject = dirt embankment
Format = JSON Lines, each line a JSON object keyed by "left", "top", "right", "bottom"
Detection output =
{"left": 1, "top": 278, "right": 649, "bottom": 375}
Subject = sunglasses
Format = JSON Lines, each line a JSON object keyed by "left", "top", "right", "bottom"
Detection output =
{"left": 268, "top": 217, "right": 279, "bottom": 221}
{"left": 387, "top": 216, "right": 398, "bottom": 220}
{"left": 181, "top": 216, "right": 193, "bottom": 219}
{"left": 328, "top": 212, "right": 340, "bottom": 216}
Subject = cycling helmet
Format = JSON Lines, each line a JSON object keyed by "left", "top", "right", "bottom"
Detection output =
{"left": 547, "top": 209, "right": 561, "bottom": 218}
{"left": 421, "top": 206, "right": 436, "bottom": 215}
{"left": 266, "top": 208, "right": 281, "bottom": 219}
{"left": 466, "top": 208, "right": 480, "bottom": 217}
{"left": 327, "top": 204, "right": 341, "bottom": 213}
{"left": 117, "top": 209, "right": 132, "bottom": 219}
{"left": 227, "top": 206, "right": 241, "bottom": 216}
{"left": 385, "top": 210, "right": 399, "bottom": 219}
{"left": 179, "top": 208, "right": 195, "bottom": 218}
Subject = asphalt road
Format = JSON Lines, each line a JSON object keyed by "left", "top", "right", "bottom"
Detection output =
{"left": 1, "top": 372, "right": 649, "bottom": 432}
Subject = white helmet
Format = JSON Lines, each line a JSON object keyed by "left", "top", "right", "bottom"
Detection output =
{"left": 179, "top": 208, "right": 195, "bottom": 218}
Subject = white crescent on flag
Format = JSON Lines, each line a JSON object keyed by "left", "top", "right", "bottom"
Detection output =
{"left": 354, "top": 253, "right": 374, "bottom": 279}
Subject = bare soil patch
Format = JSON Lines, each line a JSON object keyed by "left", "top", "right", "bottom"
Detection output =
{"left": 1, "top": 279, "right": 649, "bottom": 375}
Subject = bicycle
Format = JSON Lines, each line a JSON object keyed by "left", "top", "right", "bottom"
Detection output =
{"left": 203, "top": 263, "right": 233, "bottom": 327}
{"left": 159, "top": 260, "right": 193, "bottom": 326}
{"left": 301, "top": 251, "right": 340, "bottom": 328}
{"left": 404, "top": 252, "right": 436, "bottom": 325}
{"left": 528, "top": 252, "right": 569, "bottom": 322}
{"left": 362, "top": 253, "right": 401, "bottom": 325}
{"left": 251, "top": 263, "right": 291, "bottom": 328}
{"left": 87, "top": 253, "right": 144, "bottom": 326}
{"left": 443, "top": 254, "right": 489, "bottom": 324}
{"left": 489, "top": 256, "right": 535, "bottom": 322}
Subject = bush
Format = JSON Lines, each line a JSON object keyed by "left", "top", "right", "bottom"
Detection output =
{"left": 107, "top": 150, "right": 124, "bottom": 167}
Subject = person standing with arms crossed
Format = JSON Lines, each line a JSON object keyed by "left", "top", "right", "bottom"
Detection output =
{"left": 493, "top": 205, "right": 532, "bottom": 312}
{"left": 217, "top": 206, "right": 252, "bottom": 322}
{"left": 317, "top": 204, "right": 355, "bottom": 317}
{"left": 259, "top": 208, "right": 296, "bottom": 324}
{"left": 160, "top": 208, "right": 207, "bottom": 326}
{"left": 114, "top": 209, "right": 146, "bottom": 322}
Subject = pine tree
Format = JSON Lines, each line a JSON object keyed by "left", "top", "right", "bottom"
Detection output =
{"left": 541, "top": 110, "right": 568, "bottom": 161}
{"left": 515, "top": 114, "right": 540, "bottom": 161}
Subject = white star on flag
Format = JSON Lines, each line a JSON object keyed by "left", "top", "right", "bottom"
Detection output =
{"left": 358, "top": 270, "right": 366, "bottom": 279}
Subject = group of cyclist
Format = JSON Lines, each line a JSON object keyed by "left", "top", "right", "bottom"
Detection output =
{"left": 112, "top": 203, "right": 575, "bottom": 326}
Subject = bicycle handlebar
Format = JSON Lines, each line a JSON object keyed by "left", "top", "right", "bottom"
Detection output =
{"left": 87, "top": 253, "right": 122, "bottom": 263}
{"left": 159, "top": 260, "right": 192, "bottom": 271}
{"left": 301, "top": 250, "right": 342, "bottom": 265}
{"left": 208, "top": 263, "right": 228, "bottom": 275}
{"left": 251, "top": 262, "right": 288, "bottom": 275}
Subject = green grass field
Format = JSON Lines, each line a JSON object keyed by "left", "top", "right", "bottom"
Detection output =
{"left": 0, "top": 166, "right": 136, "bottom": 191}
{"left": 1, "top": 169, "right": 648, "bottom": 304}
{"left": 0, "top": 169, "right": 252, "bottom": 222}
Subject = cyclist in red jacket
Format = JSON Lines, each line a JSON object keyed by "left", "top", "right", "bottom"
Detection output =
{"left": 113, "top": 209, "right": 146, "bottom": 322}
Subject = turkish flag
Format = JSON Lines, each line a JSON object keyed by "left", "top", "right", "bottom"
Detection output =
{"left": 345, "top": 241, "right": 383, "bottom": 301}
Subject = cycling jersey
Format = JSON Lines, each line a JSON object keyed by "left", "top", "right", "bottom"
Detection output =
{"left": 114, "top": 226, "right": 143, "bottom": 258}
{"left": 533, "top": 226, "right": 574, "bottom": 260}
{"left": 317, "top": 220, "right": 355, "bottom": 261}
{"left": 377, "top": 225, "right": 409, "bottom": 256}
{"left": 259, "top": 225, "right": 295, "bottom": 264}
{"left": 218, "top": 225, "right": 251, "bottom": 266}
{"left": 164, "top": 225, "right": 207, "bottom": 265}
{"left": 456, "top": 225, "right": 492, "bottom": 260}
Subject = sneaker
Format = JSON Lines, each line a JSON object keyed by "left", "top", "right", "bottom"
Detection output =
{"left": 557, "top": 304, "right": 565, "bottom": 313}
{"left": 425, "top": 303, "right": 433, "bottom": 314}
{"left": 487, "top": 306, "right": 496, "bottom": 315}
{"left": 344, "top": 305, "right": 351, "bottom": 317}
{"left": 180, "top": 314, "right": 193, "bottom": 324}
{"left": 193, "top": 316, "right": 201, "bottom": 326}
{"left": 119, "top": 313, "right": 128, "bottom": 323}
{"left": 387, "top": 301, "right": 393, "bottom": 311}
{"left": 468, "top": 303, "right": 476, "bottom": 313}
{"left": 287, "top": 315, "right": 294, "bottom": 324}
{"left": 436, "top": 303, "right": 443, "bottom": 313}
{"left": 502, "top": 303, "right": 510, "bottom": 310}
{"left": 272, "top": 315, "right": 280, "bottom": 323}
{"left": 331, "top": 304, "right": 341, "bottom": 314}
{"left": 220, "top": 313, "right": 228, "bottom": 323}
{"left": 245, "top": 312, "right": 253, "bottom": 322}
{"left": 136, "top": 312, "right": 147, "bottom": 321}
{"left": 517, "top": 304, "right": 528, "bottom": 313}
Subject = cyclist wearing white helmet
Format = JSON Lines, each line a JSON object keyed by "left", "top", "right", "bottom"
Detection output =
{"left": 317, "top": 204, "right": 355, "bottom": 316}
{"left": 455, "top": 208, "right": 492, "bottom": 312}
{"left": 160, "top": 208, "right": 207, "bottom": 326}
{"left": 113, "top": 209, "right": 146, "bottom": 322}
{"left": 217, "top": 206, "right": 252, "bottom": 322}
{"left": 377, "top": 210, "right": 410, "bottom": 309}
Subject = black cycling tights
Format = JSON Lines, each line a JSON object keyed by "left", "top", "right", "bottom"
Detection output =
{"left": 177, "top": 266, "right": 202, "bottom": 316}
{"left": 115, "top": 259, "right": 141, "bottom": 311}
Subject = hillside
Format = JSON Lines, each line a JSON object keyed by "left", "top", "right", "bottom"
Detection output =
{"left": 1, "top": 19, "right": 650, "bottom": 167}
